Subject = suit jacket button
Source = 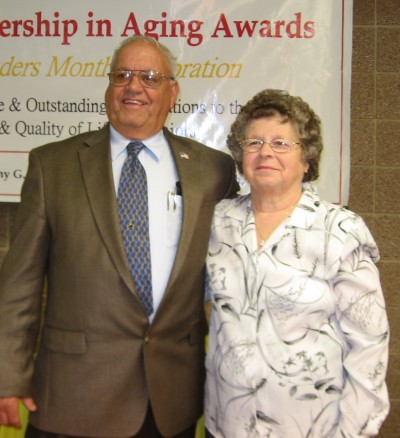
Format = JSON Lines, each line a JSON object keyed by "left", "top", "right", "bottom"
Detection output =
{"left": 144, "top": 336, "right": 150, "bottom": 343}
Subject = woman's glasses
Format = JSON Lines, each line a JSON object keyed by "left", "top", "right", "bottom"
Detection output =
{"left": 239, "top": 138, "right": 301, "bottom": 153}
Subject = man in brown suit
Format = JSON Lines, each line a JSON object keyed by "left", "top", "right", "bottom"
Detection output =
{"left": 0, "top": 36, "right": 238, "bottom": 437}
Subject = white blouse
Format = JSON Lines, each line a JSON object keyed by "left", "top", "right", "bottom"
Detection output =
{"left": 205, "top": 186, "right": 389, "bottom": 438}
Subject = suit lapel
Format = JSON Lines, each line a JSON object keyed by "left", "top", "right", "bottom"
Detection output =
{"left": 78, "top": 126, "right": 136, "bottom": 294}
{"left": 78, "top": 127, "right": 209, "bottom": 307}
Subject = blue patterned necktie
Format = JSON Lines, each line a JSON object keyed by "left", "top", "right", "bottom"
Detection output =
{"left": 118, "top": 141, "right": 153, "bottom": 315}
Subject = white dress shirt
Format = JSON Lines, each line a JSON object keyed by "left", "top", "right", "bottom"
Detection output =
{"left": 110, "top": 126, "right": 182, "bottom": 321}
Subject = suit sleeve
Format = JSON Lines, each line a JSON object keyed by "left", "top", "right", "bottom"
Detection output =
{"left": 222, "top": 153, "right": 240, "bottom": 200}
{"left": 0, "top": 149, "right": 49, "bottom": 396}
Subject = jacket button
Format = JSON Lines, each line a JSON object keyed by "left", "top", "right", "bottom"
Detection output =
{"left": 144, "top": 336, "right": 150, "bottom": 343}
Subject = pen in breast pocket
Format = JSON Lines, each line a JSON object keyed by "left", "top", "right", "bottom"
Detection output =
{"left": 167, "top": 191, "right": 176, "bottom": 211}
{"left": 168, "top": 182, "right": 182, "bottom": 211}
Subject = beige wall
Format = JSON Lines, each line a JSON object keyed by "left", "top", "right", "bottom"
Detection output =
{"left": 0, "top": 0, "right": 399, "bottom": 435}
{"left": 350, "top": 1, "right": 400, "bottom": 436}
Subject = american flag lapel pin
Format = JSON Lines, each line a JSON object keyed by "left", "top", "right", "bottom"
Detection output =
{"left": 179, "top": 151, "right": 189, "bottom": 160}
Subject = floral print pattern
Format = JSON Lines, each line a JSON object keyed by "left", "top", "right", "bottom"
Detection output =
{"left": 205, "top": 186, "right": 389, "bottom": 438}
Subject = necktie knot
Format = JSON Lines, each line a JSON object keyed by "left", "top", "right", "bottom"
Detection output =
{"left": 127, "top": 141, "right": 145, "bottom": 159}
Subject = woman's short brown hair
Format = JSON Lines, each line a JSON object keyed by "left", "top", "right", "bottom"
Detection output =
{"left": 227, "top": 89, "right": 323, "bottom": 182}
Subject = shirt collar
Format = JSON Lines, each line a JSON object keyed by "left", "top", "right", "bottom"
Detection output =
{"left": 221, "top": 184, "right": 321, "bottom": 229}
{"left": 110, "top": 125, "right": 166, "bottom": 162}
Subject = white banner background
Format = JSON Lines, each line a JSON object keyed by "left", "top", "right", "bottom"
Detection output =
{"left": 0, "top": 0, "right": 352, "bottom": 203}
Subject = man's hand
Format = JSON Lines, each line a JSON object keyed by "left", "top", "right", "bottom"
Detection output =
{"left": 0, "top": 397, "right": 37, "bottom": 428}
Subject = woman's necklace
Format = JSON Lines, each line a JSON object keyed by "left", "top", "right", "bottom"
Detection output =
{"left": 255, "top": 194, "right": 301, "bottom": 249}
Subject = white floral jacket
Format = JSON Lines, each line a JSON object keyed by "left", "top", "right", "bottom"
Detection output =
{"left": 205, "top": 186, "right": 389, "bottom": 438}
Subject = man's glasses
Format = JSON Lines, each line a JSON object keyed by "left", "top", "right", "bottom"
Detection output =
{"left": 108, "top": 69, "right": 174, "bottom": 89}
{"left": 239, "top": 138, "right": 301, "bottom": 154}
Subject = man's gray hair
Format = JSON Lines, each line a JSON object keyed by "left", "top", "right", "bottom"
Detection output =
{"left": 110, "top": 35, "right": 178, "bottom": 77}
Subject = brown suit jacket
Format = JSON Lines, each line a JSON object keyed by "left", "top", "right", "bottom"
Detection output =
{"left": 0, "top": 125, "right": 238, "bottom": 437}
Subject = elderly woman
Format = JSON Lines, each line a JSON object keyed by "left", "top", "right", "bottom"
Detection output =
{"left": 204, "top": 89, "right": 389, "bottom": 437}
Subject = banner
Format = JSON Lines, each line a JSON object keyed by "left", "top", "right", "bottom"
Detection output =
{"left": 0, "top": 2, "right": 353, "bottom": 436}
{"left": 0, "top": 0, "right": 352, "bottom": 204}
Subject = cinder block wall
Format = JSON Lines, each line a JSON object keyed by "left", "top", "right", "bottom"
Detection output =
{"left": 0, "top": 0, "right": 399, "bottom": 435}
{"left": 350, "top": 1, "right": 400, "bottom": 436}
